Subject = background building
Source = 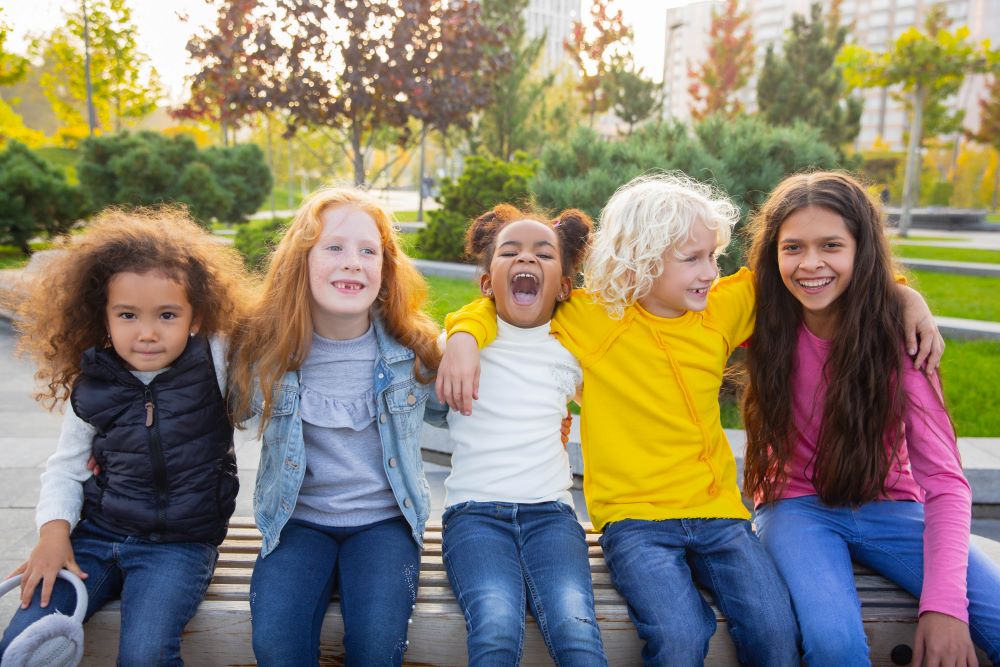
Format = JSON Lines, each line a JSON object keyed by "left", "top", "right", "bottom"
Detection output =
{"left": 524, "top": 0, "right": 580, "bottom": 76}
{"left": 660, "top": 0, "right": 1000, "bottom": 149}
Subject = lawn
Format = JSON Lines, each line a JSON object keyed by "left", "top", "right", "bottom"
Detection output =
{"left": 718, "top": 338, "right": 1000, "bottom": 436}
{"left": 907, "top": 271, "right": 1000, "bottom": 322}
{"left": 423, "top": 274, "right": 481, "bottom": 326}
{"left": 893, "top": 244, "right": 1000, "bottom": 264}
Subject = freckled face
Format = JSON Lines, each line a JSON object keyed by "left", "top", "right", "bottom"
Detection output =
{"left": 640, "top": 220, "right": 720, "bottom": 318}
{"left": 307, "top": 205, "right": 384, "bottom": 339}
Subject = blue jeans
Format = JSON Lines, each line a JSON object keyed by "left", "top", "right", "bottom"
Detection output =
{"left": 442, "top": 501, "right": 607, "bottom": 667}
{"left": 755, "top": 495, "right": 1000, "bottom": 666}
{"left": 599, "top": 518, "right": 799, "bottom": 667}
{"left": 0, "top": 519, "right": 218, "bottom": 667}
{"left": 249, "top": 515, "right": 419, "bottom": 667}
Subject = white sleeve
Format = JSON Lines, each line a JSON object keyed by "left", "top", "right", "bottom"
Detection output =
{"left": 209, "top": 334, "right": 228, "bottom": 396}
{"left": 35, "top": 403, "right": 96, "bottom": 532}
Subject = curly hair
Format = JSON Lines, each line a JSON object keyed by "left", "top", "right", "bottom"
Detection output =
{"left": 585, "top": 172, "right": 740, "bottom": 318}
{"left": 465, "top": 204, "right": 593, "bottom": 280}
{"left": 15, "top": 207, "right": 250, "bottom": 409}
{"left": 228, "top": 187, "right": 442, "bottom": 432}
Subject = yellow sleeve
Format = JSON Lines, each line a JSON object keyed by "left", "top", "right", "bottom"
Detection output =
{"left": 550, "top": 289, "right": 623, "bottom": 363}
{"left": 704, "top": 267, "right": 757, "bottom": 349}
{"left": 444, "top": 298, "right": 499, "bottom": 348}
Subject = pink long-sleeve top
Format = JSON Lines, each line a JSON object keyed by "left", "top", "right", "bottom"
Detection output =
{"left": 772, "top": 323, "right": 972, "bottom": 622}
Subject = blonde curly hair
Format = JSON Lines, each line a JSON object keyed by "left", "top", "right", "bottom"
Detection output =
{"left": 585, "top": 172, "right": 740, "bottom": 318}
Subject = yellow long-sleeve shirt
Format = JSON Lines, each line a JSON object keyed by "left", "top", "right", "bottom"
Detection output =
{"left": 445, "top": 268, "right": 756, "bottom": 531}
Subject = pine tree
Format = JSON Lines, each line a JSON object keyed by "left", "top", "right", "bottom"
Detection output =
{"left": 756, "top": 1, "right": 861, "bottom": 147}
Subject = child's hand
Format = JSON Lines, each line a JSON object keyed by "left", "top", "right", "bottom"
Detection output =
{"left": 560, "top": 412, "right": 573, "bottom": 447}
{"left": 87, "top": 454, "right": 101, "bottom": 477}
{"left": 911, "top": 611, "right": 977, "bottom": 667}
{"left": 900, "top": 286, "right": 944, "bottom": 374}
{"left": 7, "top": 520, "right": 87, "bottom": 609}
{"left": 435, "top": 333, "right": 481, "bottom": 416}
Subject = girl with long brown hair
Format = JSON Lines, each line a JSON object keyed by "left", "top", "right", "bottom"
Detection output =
{"left": 743, "top": 171, "right": 1000, "bottom": 666}
{"left": 227, "top": 187, "right": 445, "bottom": 666}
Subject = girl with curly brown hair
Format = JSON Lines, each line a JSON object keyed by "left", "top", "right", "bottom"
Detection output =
{"left": 0, "top": 208, "right": 249, "bottom": 665}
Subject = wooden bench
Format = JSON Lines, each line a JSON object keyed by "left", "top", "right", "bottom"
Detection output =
{"left": 80, "top": 519, "right": 993, "bottom": 666}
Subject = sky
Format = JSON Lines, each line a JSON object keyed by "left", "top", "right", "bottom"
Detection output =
{"left": 3, "top": 0, "right": 697, "bottom": 104}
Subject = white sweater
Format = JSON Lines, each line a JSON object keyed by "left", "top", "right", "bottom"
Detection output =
{"left": 443, "top": 319, "right": 582, "bottom": 508}
{"left": 34, "top": 336, "right": 228, "bottom": 532}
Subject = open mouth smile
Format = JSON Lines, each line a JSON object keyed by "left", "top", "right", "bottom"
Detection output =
{"left": 796, "top": 277, "right": 834, "bottom": 292}
{"left": 332, "top": 280, "right": 365, "bottom": 291}
{"left": 510, "top": 272, "right": 540, "bottom": 306}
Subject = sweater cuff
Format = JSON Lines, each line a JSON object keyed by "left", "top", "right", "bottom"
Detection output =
{"left": 35, "top": 509, "right": 81, "bottom": 534}
{"left": 918, "top": 598, "right": 969, "bottom": 625}
{"left": 446, "top": 321, "right": 489, "bottom": 348}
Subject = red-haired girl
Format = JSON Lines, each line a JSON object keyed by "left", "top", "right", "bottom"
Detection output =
{"left": 228, "top": 188, "right": 446, "bottom": 666}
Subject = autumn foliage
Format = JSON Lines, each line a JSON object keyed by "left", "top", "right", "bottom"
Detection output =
{"left": 687, "top": 0, "right": 754, "bottom": 121}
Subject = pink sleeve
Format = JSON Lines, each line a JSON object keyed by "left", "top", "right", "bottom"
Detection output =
{"left": 902, "top": 367, "right": 972, "bottom": 623}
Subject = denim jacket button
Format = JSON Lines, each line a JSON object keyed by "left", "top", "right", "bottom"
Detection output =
{"left": 406, "top": 393, "right": 416, "bottom": 405}
{"left": 388, "top": 457, "right": 397, "bottom": 468}
{"left": 403, "top": 497, "right": 412, "bottom": 508}
{"left": 380, "top": 413, "right": 387, "bottom": 424}
{"left": 378, "top": 373, "right": 384, "bottom": 379}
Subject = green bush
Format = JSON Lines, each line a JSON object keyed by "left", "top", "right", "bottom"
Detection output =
{"left": 78, "top": 132, "right": 272, "bottom": 225}
{"left": 533, "top": 116, "right": 844, "bottom": 274}
{"left": 0, "top": 141, "right": 88, "bottom": 254}
{"left": 234, "top": 217, "right": 288, "bottom": 271}
{"left": 417, "top": 153, "right": 537, "bottom": 262}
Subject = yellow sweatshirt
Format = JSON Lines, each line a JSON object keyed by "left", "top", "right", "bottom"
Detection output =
{"left": 445, "top": 268, "right": 756, "bottom": 531}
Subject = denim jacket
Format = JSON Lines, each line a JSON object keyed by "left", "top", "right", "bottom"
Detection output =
{"left": 252, "top": 318, "right": 447, "bottom": 557}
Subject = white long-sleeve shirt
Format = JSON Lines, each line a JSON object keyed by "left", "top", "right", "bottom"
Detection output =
{"left": 443, "top": 319, "right": 582, "bottom": 508}
{"left": 35, "top": 336, "right": 228, "bottom": 532}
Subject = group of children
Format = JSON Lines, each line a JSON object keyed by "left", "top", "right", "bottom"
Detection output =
{"left": 0, "top": 170, "right": 997, "bottom": 667}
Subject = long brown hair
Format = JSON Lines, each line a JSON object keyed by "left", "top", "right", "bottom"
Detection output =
{"left": 742, "top": 172, "right": 907, "bottom": 506}
{"left": 228, "top": 187, "right": 442, "bottom": 431}
{"left": 14, "top": 208, "right": 250, "bottom": 409}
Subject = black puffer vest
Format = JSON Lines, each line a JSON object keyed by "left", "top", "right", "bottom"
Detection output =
{"left": 73, "top": 335, "right": 237, "bottom": 545}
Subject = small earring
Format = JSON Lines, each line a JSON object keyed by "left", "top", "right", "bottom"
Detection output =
{"left": 485, "top": 288, "right": 493, "bottom": 297}
{"left": 189, "top": 331, "right": 195, "bottom": 338}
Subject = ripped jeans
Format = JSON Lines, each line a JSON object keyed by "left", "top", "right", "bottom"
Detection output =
{"left": 249, "top": 516, "right": 419, "bottom": 667}
{"left": 442, "top": 501, "right": 608, "bottom": 667}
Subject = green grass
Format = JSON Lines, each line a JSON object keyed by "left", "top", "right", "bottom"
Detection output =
{"left": 908, "top": 271, "right": 1000, "bottom": 321}
{"left": 0, "top": 242, "right": 55, "bottom": 269}
{"left": 939, "top": 339, "right": 1000, "bottom": 436}
{"left": 893, "top": 244, "right": 1000, "bottom": 264}
{"left": 890, "top": 234, "right": 968, "bottom": 241}
{"left": 423, "top": 275, "right": 482, "bottom": 326}
{"left": 988, "top": 212, "right": 1000, "bottom": 223}
{"left": 394, "top": 210, "right": 420, "bottom": 223}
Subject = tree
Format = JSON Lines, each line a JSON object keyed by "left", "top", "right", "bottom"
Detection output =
{"left": 174, "top": 0, "right": 267, "bottom": 146}
{"left": 33, "top": 0, "right": 163, "bottom": 133}
{"left": 688, "top": 0, "right": 754, "bottom": 121}
{"left": 840, "top": 7, "right": 999, "bottom": 236}
{"left": 564, "top": 0, "right": 633, "bottom": 127}
{"left": 470, "top": 0, "right": 550, "bottom": 161}
{"left": 969, "top": 75, "right": 1000, "bottom": 210}
{"left": 607, "top": 58, "right": 661, "bottom": 135}
{"left": 0, "top": 14, "right": 28, "bottom": 87}
{"left": 756, "top": 1, "right": 861, "bottom": 147}
{"left": 0, "top": 142, "right": 87, "bottom": 254}
{"left": 237, "top": 0, "right": 504, "bottom": 186}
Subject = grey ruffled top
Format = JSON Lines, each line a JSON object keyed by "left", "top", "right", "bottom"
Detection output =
{"left": 292, "top": 325, "right": 401, "bottom": 527}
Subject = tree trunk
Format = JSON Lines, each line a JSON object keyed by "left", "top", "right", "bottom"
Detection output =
{"left": 417, "top": 123, "right": 427, "bottom": 223}
{"left": 352, "top": 121, "right": 365, "bottom": 187}
{"left": 899, "top": 86, "right": 925, "bottom": 239}
{"left": 992, "top": 155, "right": 1000, "bottom": 212}
{"left": 221, "top": 120, "right": 229, "bottom": 147}
{"left": 19, "top": 240, "right": 32, "bottom": 256}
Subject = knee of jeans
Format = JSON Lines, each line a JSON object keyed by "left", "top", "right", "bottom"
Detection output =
{"left": 118, "top": 633, "right": 180, "bottom": 667}
{"left": 800, "top": 620, "right": 868, "bottom": 665}
{"left": 545, "top": 611, "right": 603, "bottom": 644}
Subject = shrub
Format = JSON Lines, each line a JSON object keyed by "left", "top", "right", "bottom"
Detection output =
{"left": 78, "top": 131, "right": 272, "bottom": 225}
{"left": 234, "top": 217, "right": 288, "bottom": 271}
{"left": 0, "top": 141, "right": 88, "bottom": 254}
{"left": 417, "top": 153, "right": 537, "bottom": 262}
{"left": 532, "top": 116, "right": 844, "bottom": 274}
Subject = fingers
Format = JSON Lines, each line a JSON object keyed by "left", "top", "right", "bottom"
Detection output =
{"left": 6, "top": 561, "right": 27, "bottom": 580}
{"left": 460, "top": 375, "right": 475, "bottom": 416}
{"left": 910, "top": 634, "right": 924, "bottom": 667}
{"left": 19, "top": 569, "right": 41, "bottom": 608}
{"left": 925, "top": 332, "right": 945, "bottom": 375}
{"left": 435, "top": 373, "right": 446, "bottom": 406}
{"left": 472, "top": 367, "right": 480, "bottom": 403}
{"left": 66, "top": 557, "right": 88, "bottom": 580}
